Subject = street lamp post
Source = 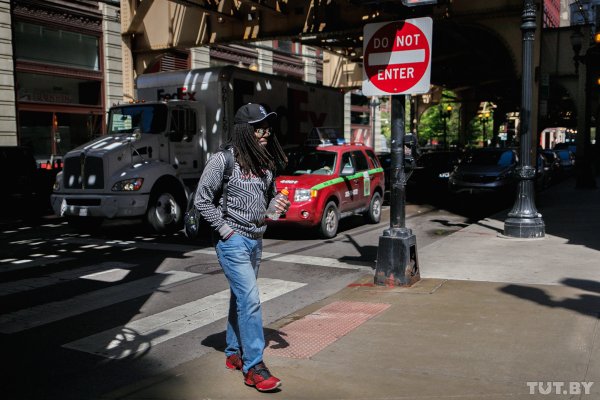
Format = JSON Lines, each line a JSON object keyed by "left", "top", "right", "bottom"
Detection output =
{"left": 442, "top": 104, "right": 452, "bottom": 150}
{"left": 503, "top": 0, "right": 545, "bottom": 238}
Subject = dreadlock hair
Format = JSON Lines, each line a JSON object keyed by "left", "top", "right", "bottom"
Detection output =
{"left": 227, "top": 123, "right": 288, "bottom": 177}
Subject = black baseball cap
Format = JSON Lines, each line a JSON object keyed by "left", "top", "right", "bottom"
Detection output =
{"left": 234, "top": 103, "right": 277, "bottom": 125}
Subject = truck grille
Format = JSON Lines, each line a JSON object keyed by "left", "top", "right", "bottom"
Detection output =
{"left": 63, "top": 155, "right": 105, "bottom": 189}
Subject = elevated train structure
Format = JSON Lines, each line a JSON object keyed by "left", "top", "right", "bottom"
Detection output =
{"left": 119, "top": 0, "right": 580, "bottom": 148}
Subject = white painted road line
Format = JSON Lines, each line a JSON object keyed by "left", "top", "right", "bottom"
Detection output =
{"left": 0, "top": 270, "right": 200, "bottom": 334}
{"left": 55, "top": 237, "right": 375, "bottom": 271}
{"left": 63, "top": 278, "right": 306, "bottom": 359}
{"left": 192, "top": 249, "right": 374, "bottom": 271}
{"left": 0, "top": 262, "right": 137, "bottom": 296}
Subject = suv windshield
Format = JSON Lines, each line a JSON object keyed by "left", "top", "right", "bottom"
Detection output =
{"left": 283, "top": 149, "right": 337, "bottom": 175}
{"left": 464, "top": 150, "right": 514, "bottom": 166}
{"left": 108, "top": 104, "right": 168, "bottom": 135}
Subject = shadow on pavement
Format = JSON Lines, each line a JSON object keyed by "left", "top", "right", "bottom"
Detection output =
{"left": 500, "top": 278, "right": 600, "bottom": 319}
{"left": 202, "top": 327, "right": 290, "bottom": 352}
{"left": 0, "top": 218, "right": 205, "bottom": 400}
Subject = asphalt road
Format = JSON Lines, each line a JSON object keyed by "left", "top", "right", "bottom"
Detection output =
{"left": 0, "top": 191, "right": 513, "bottom": 400}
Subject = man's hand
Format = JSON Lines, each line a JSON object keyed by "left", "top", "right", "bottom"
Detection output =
{"left": 273, "top": 197, "right": 291, "bottom": 213}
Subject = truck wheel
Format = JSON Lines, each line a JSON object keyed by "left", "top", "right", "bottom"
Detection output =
{"left": 364, "top": 192, "right": 382, "bottom": 224}
{"left": 319, "top": 201, "right": 339, "bottom": 239}
{"left": 146, "top": 189, "right": 184, "bottom": 233}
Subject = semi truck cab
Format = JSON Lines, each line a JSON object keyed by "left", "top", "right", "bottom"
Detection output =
{"left": 51, "top": 100, "right": 206, "bottom": 232}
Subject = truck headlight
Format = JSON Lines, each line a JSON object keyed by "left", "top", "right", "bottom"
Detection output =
{"left": 294, "top": 189, "right": 316, "bottom": 202}
{"left": 112, "top": 178, "right": 144, "bottom": 191}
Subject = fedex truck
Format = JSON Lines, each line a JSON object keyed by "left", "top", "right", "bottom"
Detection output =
{"left": 50, "top": 66, "right": 346, "bottom": 232}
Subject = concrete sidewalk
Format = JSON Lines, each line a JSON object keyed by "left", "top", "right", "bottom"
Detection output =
{"left": 103, "top": 177, "right": 600, "bottom": 400}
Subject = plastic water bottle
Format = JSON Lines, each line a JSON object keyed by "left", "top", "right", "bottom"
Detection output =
{"left": 266, "top": 188, "right": 289, "bottom": 220}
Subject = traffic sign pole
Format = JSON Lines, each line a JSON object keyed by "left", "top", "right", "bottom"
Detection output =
{"left": 365, "top": 18, "right": 431, "bottom": 287}
{"left": 374, "top": 95, "right": 420, "bottom": 287}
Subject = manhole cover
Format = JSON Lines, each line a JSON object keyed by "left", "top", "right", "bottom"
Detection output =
{"left": 186, "top": 263, "right": 222, "bottom": 274}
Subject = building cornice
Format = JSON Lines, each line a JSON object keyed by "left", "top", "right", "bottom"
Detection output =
{"left": 12, "top": 1, "right": 102, "bottom": 33}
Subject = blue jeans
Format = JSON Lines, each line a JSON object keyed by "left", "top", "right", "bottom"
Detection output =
{"left": 215, "top": 233, "right": 264, "bottom": 373}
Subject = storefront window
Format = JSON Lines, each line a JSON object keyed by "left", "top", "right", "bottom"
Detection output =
{"left": 16, "top": 72, "right": 101, "bottom": 106}
{"left": 19, "top": 111, "right": 102, "bottom": 160}
{"left": 14, "top": 21, "right": 99, "bottom": 71}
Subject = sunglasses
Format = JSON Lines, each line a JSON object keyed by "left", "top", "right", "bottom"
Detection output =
{"left": 254, "top": 127, "right": 272, "bottom": 137}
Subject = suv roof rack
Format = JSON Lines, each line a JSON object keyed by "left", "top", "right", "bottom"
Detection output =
{"left": 305, "top": 126, "right": 346, "bottom": 147}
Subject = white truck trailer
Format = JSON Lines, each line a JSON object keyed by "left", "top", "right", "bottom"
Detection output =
{"left": 50, "top": 66, "right": 345, "bottom": 232}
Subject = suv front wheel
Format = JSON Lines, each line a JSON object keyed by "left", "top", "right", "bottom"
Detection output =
{"left": 319, "top": 201, "right": 339, "bottom": 238}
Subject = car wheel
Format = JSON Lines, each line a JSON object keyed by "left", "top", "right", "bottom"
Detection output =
{"left": 146, "top": 188, "right": 184, "bottom": 233}
{"left": 319, "top": 201, "right": 339, "bottom": 239}
{"left": 364, "top": 192, "right": 382, "bottom": 224}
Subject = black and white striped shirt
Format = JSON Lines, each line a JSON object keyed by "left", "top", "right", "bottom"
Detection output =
{"left": 194, "top": 148, "right": 275, "bottom": 239}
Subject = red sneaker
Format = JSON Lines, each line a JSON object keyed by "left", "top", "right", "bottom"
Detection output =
{"left": 225, "top": 353, "right": 243, "bottom": 370}
{"left": 244, "top": 362, "right": 281, "bottom": 392}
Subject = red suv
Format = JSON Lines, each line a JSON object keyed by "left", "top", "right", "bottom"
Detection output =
{"left": 268, "top": 143, "right": 385, "bottom": 238}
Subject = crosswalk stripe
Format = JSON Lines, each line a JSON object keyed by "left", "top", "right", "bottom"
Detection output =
{"left": 0, "top": 270, "right": 200, "bottom": 334}
{"left": 55, "top": 238, "right": 374, "bottom": 271}
{"left": 62, "top": 278, "right": 306, "bottom": 359}
{"left": 192, "top": 249, "right": 374, "bottom": 271}
{"left": 0, "top": 262, "right": 137, "bottom": 296}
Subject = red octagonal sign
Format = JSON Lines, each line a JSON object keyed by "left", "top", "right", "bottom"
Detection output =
{"left": 362, "top": 18, "right": 432, "bottom": 96}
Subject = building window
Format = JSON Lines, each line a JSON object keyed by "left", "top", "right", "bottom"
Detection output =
{"left": 16, "top": 72, "right": 101, "bottom": 106}
{"left": 14, "top": 21, "right": 100, "bottom": 71}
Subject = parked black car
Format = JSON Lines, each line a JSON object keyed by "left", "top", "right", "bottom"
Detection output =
{"left": 407, "top": 150, "right": 460, "bottom": 193}
{"left": 449, "top": 148, "right": 518, "bottom": 195}
{"left": 0, "top": 146, "right": 45, "bottom": 220}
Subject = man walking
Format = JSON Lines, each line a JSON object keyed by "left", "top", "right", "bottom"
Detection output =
{"left": 195, "top": 103, "right": 289, "bottom": 391}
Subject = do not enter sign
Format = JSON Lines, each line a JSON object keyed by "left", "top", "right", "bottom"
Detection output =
{"left": 362, "top": 17, "right": 432, "bottom": 96}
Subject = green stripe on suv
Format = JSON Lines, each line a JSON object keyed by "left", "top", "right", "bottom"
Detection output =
{"left": 310, "top": 168, "right": 383, "bottom": 191}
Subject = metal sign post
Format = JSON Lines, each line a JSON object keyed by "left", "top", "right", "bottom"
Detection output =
{"left": 363, "top": 17, "right": 432, "bottom": 286}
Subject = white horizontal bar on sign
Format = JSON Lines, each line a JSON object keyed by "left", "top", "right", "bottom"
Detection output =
{"left": 0, "top": 270, "right": 200, "bottom": 334}
{"left": 63, "top": 278, "right": 306, "bottom": 359}
{"left": 368, "top": 49, "right": 425, "bottom": 66}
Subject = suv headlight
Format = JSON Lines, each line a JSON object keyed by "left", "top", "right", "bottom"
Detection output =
{"left": 112, "top": 178, "right": 144, "bottom": 191}
{"left": 294, "top": 188, "right": 316, "bottom": 202}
